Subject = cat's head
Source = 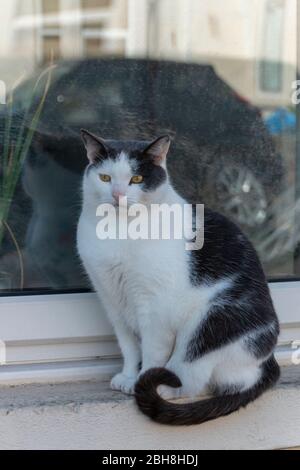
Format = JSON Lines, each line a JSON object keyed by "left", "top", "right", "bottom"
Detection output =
{"left": 80, "top": 129, "right": 171, "bottom": 206}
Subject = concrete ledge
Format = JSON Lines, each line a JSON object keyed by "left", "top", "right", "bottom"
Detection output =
{"left": 0, "top": 366, "right": 299, "bottom": 450}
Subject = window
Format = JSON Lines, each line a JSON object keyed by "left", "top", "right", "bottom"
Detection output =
{"left": 84, "top": 37, "right": 125, "bottom": 57}
{"left": 85, "top": 37, "right": 105, "bottom": 57}
{"left": 259, "top": 0, "right": 285, "bottom": 92}
{"left": 81, "top": 0, "right": 112, "bottom": 9}
{"left": 42, "top": 0, "right": 60, "bottom": 14}
{"left": 42, "top": 35, "right": 61, "bottom": 63}
{"left": 81, "top": 0, "right": 128, "bottom": 57}
{"left": 0, "top": 0, "right": 298, "bottom": 380}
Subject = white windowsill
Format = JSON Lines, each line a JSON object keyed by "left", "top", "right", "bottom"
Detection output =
{"left": 0, "top": 365, "right": 299, "bottom": 450}
{"left": 1, "top": 281, "right": 300, "bottom": 380}
{"left": 0, "top": 358, "right": 122, "bottom": 386}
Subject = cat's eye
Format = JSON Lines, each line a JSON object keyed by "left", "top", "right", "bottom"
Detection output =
{"left": 130, "top": 175, "right": 144, "bottom": 184}
{"left": 99, "top": 174, "right": 111, "bottom": 183}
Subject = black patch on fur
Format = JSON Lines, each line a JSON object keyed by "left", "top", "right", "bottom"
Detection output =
{"left": 86, "top": 138, "right": 167, "bottom": 191}
{"left": 246, "top": 323, "right": 279, "bottom": 359}
{"left": 134, "top": 357, "right": 280, "bottom": 425}
{"left": 185, "top": 207, "right": 279, "bottom": 362}
{"left": 189, "top": 208, "right": 267, "bottom": 284}
{"left": 133, "top": 159, "right": 167, "bottom": 191}
{"left": 185, "top": 299, "right": 278, "bottom": 361}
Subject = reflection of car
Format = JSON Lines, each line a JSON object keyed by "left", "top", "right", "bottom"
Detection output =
{"left": 15, "top": 58, "right": 284, "bottom": 230}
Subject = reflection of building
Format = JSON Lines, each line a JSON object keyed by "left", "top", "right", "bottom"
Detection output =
{"left": 0, "top": 0, "right": 297, "bottom": 110}
{"left": 13, "top": 0, "right": 132, "bottom": 62}
{"left": 143, "top": 0, "right": 297, "bottom": 110}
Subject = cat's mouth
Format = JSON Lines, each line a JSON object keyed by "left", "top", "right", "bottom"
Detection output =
{"left": 99, "top": 197, "right": 140, "bottom": 209}
{"left": 113, "top": 197, "right": 141, "bottom": 208}
{"left": 113, "top": 196, "right": 128, "bottom": 208}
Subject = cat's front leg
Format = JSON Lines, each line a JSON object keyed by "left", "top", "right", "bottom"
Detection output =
{"left": 110, "top": 319, "right": 141, "bottom": 395}
{"left": 139, "top": 321, "right": 175, "bottom": 376}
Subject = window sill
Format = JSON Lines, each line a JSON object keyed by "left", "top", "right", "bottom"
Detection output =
{"left": 0, "top": 358, "right": 122, "bottom": 386}
{"left": 0, "top": 365, "right": 299, "bottom": 450}
{"left": 1, "top": 282, "right": 300, "bottom": 370}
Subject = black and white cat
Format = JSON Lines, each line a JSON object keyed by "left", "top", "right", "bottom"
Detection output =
{"left": 77, "top": 129, "right": 280, "bottom": 425}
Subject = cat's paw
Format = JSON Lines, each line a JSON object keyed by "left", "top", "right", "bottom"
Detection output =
{"left": 110, "top": 373, "right": 137, "bottom": 395}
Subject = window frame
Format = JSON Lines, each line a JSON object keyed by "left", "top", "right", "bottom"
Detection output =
{"left": 0, "top": 281, "right": 299, "bottom": 384}
{"left": 258, "top": 0, "right": 285, "bottom": 94}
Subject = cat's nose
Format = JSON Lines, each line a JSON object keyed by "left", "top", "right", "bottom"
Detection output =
{"left": 112, "top": 190, "right": 126, "bottom": 203}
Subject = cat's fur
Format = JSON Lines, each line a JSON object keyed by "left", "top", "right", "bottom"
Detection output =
{"left": 77, "top": 129, "right": 280, "bottom": 425}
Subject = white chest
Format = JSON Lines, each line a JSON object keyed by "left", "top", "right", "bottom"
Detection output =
{"left": 78, "top": 214, "right": 189, "bottom": 325}
{"left": 77, "top": 211, "right": 227, "bottom": 335}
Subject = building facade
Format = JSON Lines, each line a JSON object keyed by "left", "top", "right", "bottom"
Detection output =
{"left": 0, "top": 0, "right": 297, "bottom": 109}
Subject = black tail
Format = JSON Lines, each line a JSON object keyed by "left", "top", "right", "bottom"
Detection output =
{"left": 134, "top": 355, "right": 280, "bottom": 425}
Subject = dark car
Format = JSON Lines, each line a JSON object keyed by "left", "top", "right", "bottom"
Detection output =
{"left": 0, "top": 58, "right": 285, "bottom": 291}
{"left": 15, "top": 58, "right": 284, "bottom": 228}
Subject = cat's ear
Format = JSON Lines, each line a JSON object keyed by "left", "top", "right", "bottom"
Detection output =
{"left": 144, "top": 135, "right": 171, "bottom": 165}
{"left": 80, "top": 129, "right": 108, "bottom": 164}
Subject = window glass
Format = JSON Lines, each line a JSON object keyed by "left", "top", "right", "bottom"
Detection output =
{"left": 42, "top": 35, "right": 61, "bottom": 63}
{"left": 260, "top": 0, "right": 284, "bottom": 92}
{"left": 42, "top": 0, "right": 60, "bottom": 14}
{"left": 0, "top": 0, "right": 298, "bottom": 294}
{"left": 81, "top": 0, "right": 112, "bottom": 9}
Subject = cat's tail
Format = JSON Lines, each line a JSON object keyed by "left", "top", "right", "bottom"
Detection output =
{"left": 134, "top": 355, "right": 280, "bottom": 425}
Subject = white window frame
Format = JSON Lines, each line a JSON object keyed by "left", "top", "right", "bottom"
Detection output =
{"left": 258, "top": 0, "right": 285, "bottom": 96}
{"left": 0, "top": 281, "right": 299, "bottom": 384}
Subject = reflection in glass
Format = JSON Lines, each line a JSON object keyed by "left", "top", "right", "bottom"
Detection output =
{"left": 42, "top": 0, "right": 60, "bottom": 14}
{"left": 260, "top": 0, "right": 284, "bottom": 92}
{"left": 0, "top": 0, "right": 298, "bottom": 294}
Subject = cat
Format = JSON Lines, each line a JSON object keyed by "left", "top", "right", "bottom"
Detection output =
{"left": 77, "top": 129, "right": 280, "bottom": 425}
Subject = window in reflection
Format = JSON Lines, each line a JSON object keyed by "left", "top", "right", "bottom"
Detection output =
{"left": 42, "top": 0, "right": 60, "bottom": 14}
{"left": 81, "top": 0, "right": 112, "bottom": 9}
{"left": 260, "top": 0, "right": 284, "bottom": 93}
{"left": 84, "top": 37, "right": 105, "bottom": 57}
{"left": 42, "top": 35, "right": 61, "bottom": 63}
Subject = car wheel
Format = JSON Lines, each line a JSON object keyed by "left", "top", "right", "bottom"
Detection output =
{"left": 213, "top": 163, "right": 268, "bottom": 228}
